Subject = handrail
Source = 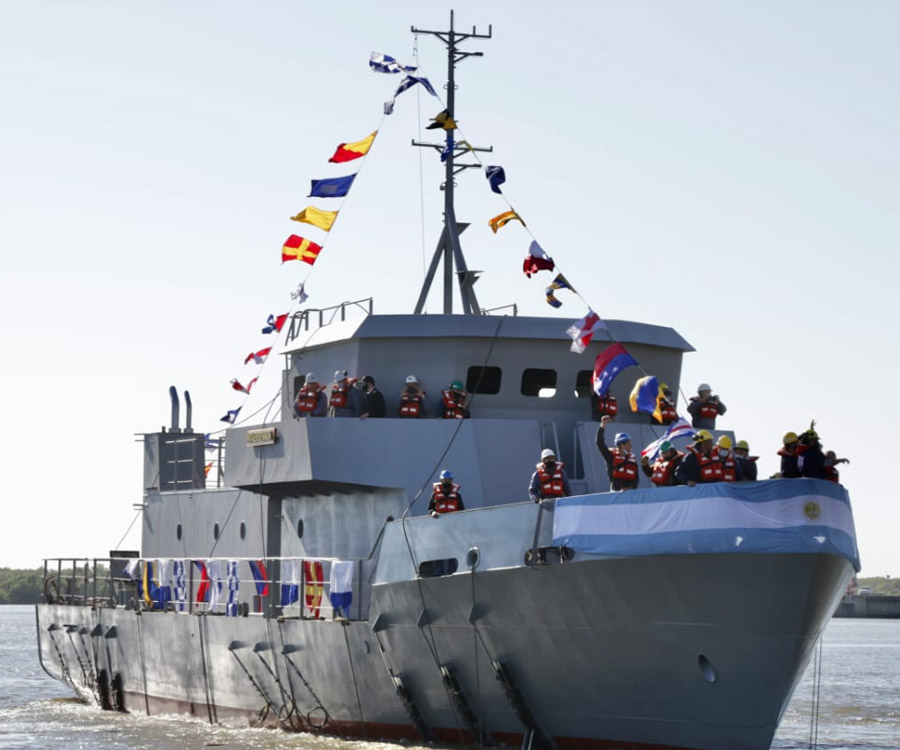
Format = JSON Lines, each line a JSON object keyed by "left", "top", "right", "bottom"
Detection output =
{"left": 285, "top": 298, "right": 373, "bottom": 344}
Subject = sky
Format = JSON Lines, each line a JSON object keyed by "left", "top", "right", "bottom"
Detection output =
{"left": 1, "top": 0, "right": 898, "bottom": 575}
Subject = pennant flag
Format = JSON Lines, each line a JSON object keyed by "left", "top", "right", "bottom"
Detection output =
{"left": 123, "top": 559, "right": 140, "bottom": 582}
{"left": 290, "top": 207, "right": 338, "bottom": 232}
{"left": 205, "top": 435, "right": 222, "bottom": 450}
{"left": 485, "top": 165, "right": 506, "bottom": 194}
{"left": 489, "top": 210, "right": 525, "bottom": 233}
{"left": 426, "top": 109, "right": 457, "bottom": 130}
{"left": 592, "top": 343, "right": 639, "bottom": 396}
{"left": 194, "top": 560, "right": 210, "bottom": 603}
{"left": 329, "top": 131, "right": 377, "bottom": 163}
{"left": 545, "top": 274, "right": 574, "bottom": 308}
{"left": 329, "top": 560, "right": 354, "bottom": 618}
{"left": 384, "top": 74, "right": 438, "bottom": 114}
{"left": 280, "top": 559, "right": 300, "bottom": 606}
{"left": 155, "top": 558, "right": 172, "bottom": 608}
{"left": 630, "top": 375, "right": 664, "bottom": 423}
{"left": 309, "top": 174, "right": 356, "bottom": 198}
{"left": 262, "top": 313, "right": 288, "bottom": 335}
{"left": 172, "top": 560, "right": 186, "bottom": 612}
{"left": 220, "top": 407, "right": 241, "bottom": 424}
{"left": 244, "top": 347, "right": 271, "bottom": 365}
{"left": 440, "top": 137, "right": 455, "bottom": 163}
{"left": 282, "top": 235, "right": 322, "bottom": 265}
{"left": 248, "top": 559, "right": 270, "bottom": 598}
{"left": 303, "top": 559, "right": 324, "bottom": 619}
{"left": 204, "top": 461, "right": 213, "bottom": 477}
{"left": 567, "top": 309, "right": 607, "bottom": 354}
{"left": 641, "top": 418, "right": 696, "bottom": 462}
{"left": 141, "top": 560, "right": 158, "bottom": 607}
{"left": 369, "top": 51, "right": 416, "bottom": 74}
{"left": 290, "top": 283, "right": 309, "bottom": 303}
{"left": 207, "top": 560, "right": 224, "bottom": 611}
{"left": 523, "top": 240, "right": 555, "bottom": 278}
{"left": 231, "top": 377, "right": 258, "bottom": 394}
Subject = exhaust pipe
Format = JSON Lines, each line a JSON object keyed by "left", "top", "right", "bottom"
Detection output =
{"left": 184, "top": 390, "right": 193, "bottom": 433}
{"left": 169, "top": 386, "right": 180, "bottom": 433}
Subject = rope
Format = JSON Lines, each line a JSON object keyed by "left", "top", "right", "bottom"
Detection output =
{"left": 342, "top": 623, "right": 368, "bottom": 740}
{"left": 809, "top": 636, "right": 824, "bottom": 749}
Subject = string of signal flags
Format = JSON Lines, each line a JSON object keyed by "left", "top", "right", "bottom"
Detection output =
{"left": 210, "top": 49, "right": 672, "bottom": 453}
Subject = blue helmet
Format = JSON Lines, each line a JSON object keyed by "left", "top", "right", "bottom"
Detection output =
{"left": 614, "top": 432, "right": 632, "bottom": 446}
{"left": 439, "top": 469, "right": 453, "bottom": 480}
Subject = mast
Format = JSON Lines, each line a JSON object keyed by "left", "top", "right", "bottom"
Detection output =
{"left": 412, "top": 10, "right": 492, "bottom": 315}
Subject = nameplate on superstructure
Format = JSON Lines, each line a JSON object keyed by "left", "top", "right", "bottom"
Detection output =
{"left": 246, "top": 427, "right": 277, "bottom": 446}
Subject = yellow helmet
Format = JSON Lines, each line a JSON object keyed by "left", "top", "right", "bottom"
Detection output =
{"left": 693, "top": 429, "right": 713, "bottom": 443}
{"left": 783, "top": 431, "right": 798, "bottom": 446}
{"left": 716, "top": 435, "right": 732, "bottom": 450}
{"left": 735, "top": 439, "right": 749, "bottom": 451}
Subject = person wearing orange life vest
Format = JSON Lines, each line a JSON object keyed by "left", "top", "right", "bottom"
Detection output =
{"left": 329, "top": 369, "right": 362, "bottom": 418}
{"left": 687, "top": 383, "right": 726, "bottom": 429}
{"left": 429, "top": 470, "right": 465, "bottom": 518}
{"left": 590, "top": 391, "right": 618, "bottom": 421}
{"left": 398, "top": 375, "right": 429, "bottom": 418}
{"left": 824, "top": 450, "right": 850, "bottom": 483}
{"left": 640, "top": 440, "right": 684, "bottom": 487}
{"left": 437, "top": 380, "right": 470, "bottom": 419}
{"left": 657, "top": 383, "right": 679, "bottom": 425}
{"left": 294, "top": 372, "right": 327, "bottom": 418}
{"left": 675, "top": 430, "right": 721, "bottom": 486}
{"left": 712, "top": 435, "right": 744, "bottom": 482}
{"left": 596, "top": 415, "right": 639, "bottom": 490}
{"left": 528, "top": 449, "right": 572, "bottom": 501}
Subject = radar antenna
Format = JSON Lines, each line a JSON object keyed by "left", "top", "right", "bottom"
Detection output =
{"left": 412, "top": 10, "right": 492, "bottom": 315}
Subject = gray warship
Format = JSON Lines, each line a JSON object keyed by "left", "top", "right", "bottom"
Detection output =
{"left": 36, "top": 14, "right": 860, "bottom": 750}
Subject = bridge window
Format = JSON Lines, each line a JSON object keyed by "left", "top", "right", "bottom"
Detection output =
{"left": 521, "top": 368, "right": 557, "bottom": 397}
{"left": 575, "top": 370, "right": 593, "bottom": 397}
{"left": 467, "top": 366, "right": 501, "bottom": 394}
{"left": 418, "top": 558, "right": 458, "bottom": 578}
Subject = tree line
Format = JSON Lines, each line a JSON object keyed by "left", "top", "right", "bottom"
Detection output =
{"left": 0, "top": 567, "right": 45, "bottom": 604}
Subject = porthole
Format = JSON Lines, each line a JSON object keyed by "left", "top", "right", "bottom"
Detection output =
{"left": 239, "top": 522, "right": 246, "bottom": 540}
{"left": 213, "top": 523, "right": 220, "bottom": 541}
{"left": 176, "top": 523, "right": 182, "bottom": 541}
{"left": 297, "top": 519, "right": 304, "bottom": 538}
{"left": 521, "top": 368, "right": 557, "bottom": 397}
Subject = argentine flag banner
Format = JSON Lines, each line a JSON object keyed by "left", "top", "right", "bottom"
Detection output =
{"left": 552, "top": 479, "right": 860, "bottom": 571}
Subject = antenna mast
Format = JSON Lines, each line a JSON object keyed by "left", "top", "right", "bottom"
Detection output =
{"left": 412, "top": 10, "right": 492, "bottom": 315}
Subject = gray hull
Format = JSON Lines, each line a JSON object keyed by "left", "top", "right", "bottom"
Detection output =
{"left": 37, "top": 551, "right": 851, "bottom": 750}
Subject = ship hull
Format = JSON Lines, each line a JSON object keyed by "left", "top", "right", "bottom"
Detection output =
{"left": 36, "top": 551, "right": 852, "bottom": 750}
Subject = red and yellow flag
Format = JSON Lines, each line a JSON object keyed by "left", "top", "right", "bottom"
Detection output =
{"left": 303, "top": 560, "right": 324, "bottom": 618}
{"left": 488, "top": 210, "right": 525, "bottom": 234}
{"left": 282, "top": 235, "right": 322, "bottom": 265}
{"left": 328, "top": 131, "right": 377, "bottom": 163}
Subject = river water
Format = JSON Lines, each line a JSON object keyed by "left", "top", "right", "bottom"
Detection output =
{"left": 1, "top": 606, "right": 897, "bottom": 749}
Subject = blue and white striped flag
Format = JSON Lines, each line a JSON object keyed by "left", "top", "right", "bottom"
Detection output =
{"left": 369, "top": 51, "right": 417, "bottom": 74}
{"left": 172, "top": 560, "right": 186, "bottom": 612}
{"left": 207, "top": 560, "right": 224, "bottom": 611}
{"left": 226, "top": 560, "right": 239, "bottom": 617}
{"left": 384, "top": 74, "right": 438, "bottom": 115}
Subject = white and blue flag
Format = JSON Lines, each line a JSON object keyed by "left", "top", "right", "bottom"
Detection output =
{"left": 329, "top": 560, "right": 353, "bottom": 618}
{"left": 226, "top": 560, "right": 239, "bottom": 617}
{"left": 370, "top": 51, "right": 417, "bottom": 74}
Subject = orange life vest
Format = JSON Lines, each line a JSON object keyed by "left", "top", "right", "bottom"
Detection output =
{"left": 688, "top": 445, "right": 722, "bottom": 483}
{"left": 714, "top": 449, "right": 739, "bottom": 482}
{"left": 596, "top": 394, "right": 618, "bottom": 418}
{"left": 658, "top": 398, "right": 678, "bottom": 424}
{"left": 440, "top": 389, "right": 467, "bottom": 419}
{"left": 295, "top": 387, "right": 320, "bottom": 414}
{"left": 536, "top": 461, "right": 566, "bottom": 498}
{"left": 699, "top": 401, "right": 719, "bottom": 420}
{"left": 612, "top": 451, "right": 638, "bottom": 482}
{"left": 651, "top": 453, "right": 682, "bottom": 486}
{"left": 431, "top": 482, "right": 462, "bottom": 513}
{"left": 329, "top": 380, "right": 356, "bottom": 409}
{"left": 399, "top": 394, "right": 423, "bottom": 417}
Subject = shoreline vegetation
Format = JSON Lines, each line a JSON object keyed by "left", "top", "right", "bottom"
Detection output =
{"left": 2, "top": 567, "right": 898, "bottom": 605}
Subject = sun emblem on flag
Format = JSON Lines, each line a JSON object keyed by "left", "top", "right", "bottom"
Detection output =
{"left": 804, "top": 501, "right": 821, "bottom": 520}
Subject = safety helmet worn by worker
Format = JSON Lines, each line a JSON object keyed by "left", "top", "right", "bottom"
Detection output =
{"left": 305, "top": 372, "right": 318, "bottom": 384}
{"left": 716, "top": 435, "right": 732, "bottom": 450}
{"left": 693, "top": 429, "right": 713, "bottom": 443}
{"left": 540, "top": 448, "right": 556, "bottom": 461}
{"left": 614, "top": 432, "right": 632, "bottom": 446}
{"left": 334, "top": 369, "right": 349, "bottom": 382}
{"left": 439, "top": 469, "right": 453, "bottom": 480}
{"left": 405, "top": 375, "right": 418, "bottom": 384}
{"left": 735, "top": 440, "right": 749, "bottom": 451}
{"left": 450, "top": 380, "right": 464, "bottom": 390}
{"left": 698, "top": 383, "right": 712, "bottom": 393}
{"left": 783, "top": 431, "right": 798, "bottom": 445}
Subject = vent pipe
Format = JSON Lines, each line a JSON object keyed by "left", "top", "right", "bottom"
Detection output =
{"left": 184, "top": 390, "right": 193, "bottom": 433}
{"left": 168, "top": 386, "right": 180, "bottom": 433}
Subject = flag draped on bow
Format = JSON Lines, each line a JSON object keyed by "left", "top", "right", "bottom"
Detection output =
{"left": 592, "top": 343, "right": 638, "bottom": 396}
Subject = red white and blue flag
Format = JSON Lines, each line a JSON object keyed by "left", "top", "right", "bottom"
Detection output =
{"left": 262, "top": 313, "right": 288, "bottom": 335}
{"left": 244, "top": 347, "right": 271, "bottom": 365}
{"left": 592, "top": 343, "right": 638, "bottom": 396}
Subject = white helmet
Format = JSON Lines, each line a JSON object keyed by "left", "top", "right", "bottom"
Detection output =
{"left": 541, "top": 448, "right": 556, "bottom": 460}
{"left": 405, "top": 375, "right": 418, "bottom": 384}
{"left": 305, "top": 372, "right": 318, "bottom": 384}
{"left": 698, "top": 383, "right": 712, "bottom": 393}
{"left": 334, "top": 369, "right": 349, "bottom": 382}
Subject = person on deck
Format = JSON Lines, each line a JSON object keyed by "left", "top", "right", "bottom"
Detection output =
{"left": 528, "top": 448, "right": 572, "bottom": 502}
{"left": 641, "top": 440, "right": 684, "bottom": 487}
{"left": 675, "top": 430, "right": 719, "bottom": 486}
{"left": 590, "top": 391, "right": 618, "bottom": 421}
{"left": 733, "top": 439, "right": 758, "bottom": 481}
{"left": 330, "top": 370, "right": 362, "bottom": 418}
{"left": 687, "top": 383, "right": 726, "bottom": 429}
{"left": 596, "top": 415, "right": 639, "bottom": 491}
{"left": 437, "top": 380, "right": 470, "bottom": 419}
{"left": 294, "top": 372, "right": 327, "bottom": 418}
{"left": 429, "top": 470, "right": 464, "bottom": 517}
{"left": 712, "top": 435, "right": 744, "bottom": 482}
{"left": 398, "top": 375, "right": 429, "bottom": 418}
{"left": 824, "top": 450, "right": 850, "bottom": 483}
{"left": 657, "top": 383, "right": 679, "bottom": 425}
{"left": 777, "top": 431, "right": 801, "bottom": 478}
{"left": 358, "top": 375, "right": 385, "bottom": 419}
